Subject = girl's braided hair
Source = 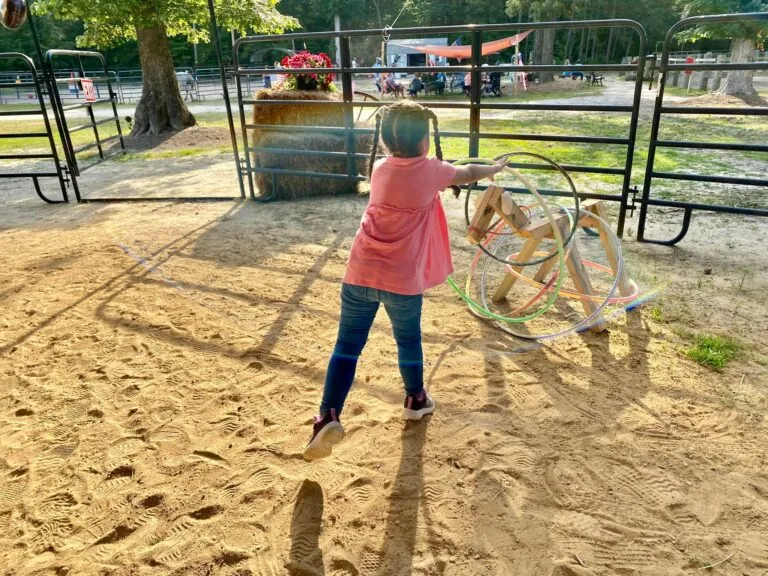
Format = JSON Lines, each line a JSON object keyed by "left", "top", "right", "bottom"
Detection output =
{"left": 368, "top": 101, "right": 460, "bottom": 196}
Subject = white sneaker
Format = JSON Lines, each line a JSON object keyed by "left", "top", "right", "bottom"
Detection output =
{"left": 303, "top": 410, "right": 344, "bottom": 461}
{"left": 402, "top": 391, "right": 436, "bottom": 421}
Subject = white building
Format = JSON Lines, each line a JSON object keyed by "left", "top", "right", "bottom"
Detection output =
{"left": 386, "top": 38, "right": 448, "bottom": 77}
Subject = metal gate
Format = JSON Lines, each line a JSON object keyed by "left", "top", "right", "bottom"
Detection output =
{"left": 636, "top": 12, "right": 768, "bottom": 245}
{"left": 227, "top": 19, "right": 648, "bottom": 236}
{"left": 44, "top": 49, "right": 126, "bottom": 203}
{"left": 0, "top": 52, "right": 69, "bottom": 203}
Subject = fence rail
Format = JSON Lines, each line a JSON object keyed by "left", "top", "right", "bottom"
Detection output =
{"left": 0, "top": 52, "right": 68, "bottom": 203}
{"left": 636, "top": 11, "right": 768, "bottom": 245}
{"left": 227, "top": 19, "right": 648, "bottom": 235}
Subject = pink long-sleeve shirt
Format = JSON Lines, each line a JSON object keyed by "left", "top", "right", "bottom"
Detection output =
{"left": 343, "top": 155, "right": 458, "bottom": 295}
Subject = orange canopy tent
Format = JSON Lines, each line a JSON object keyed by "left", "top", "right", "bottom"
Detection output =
{"left": 390, "top": 31, "right": 533, "bottom": 59}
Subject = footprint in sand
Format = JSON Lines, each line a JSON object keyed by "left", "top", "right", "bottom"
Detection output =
{"left": 192, "top": 450, "right": 230, "bottom": 468}
{"left": 38, "top": 491, "right": 79, "bottom": 518}
{"left": 0, "top": 468, "right": 28, "bottom": 512}
{"left": 107, "top": 436, "right": 146, "bottom": 460}
{"left": 608, "top": 462, "right": 682, "bottom": 510}
{"left": 161, "top": 504, "right": 225, "bottom": 542}
{"left": 344, "top": 478, "right": 374, "bottom": 509}
{"left": 287, "top": 480, "right": 324, "bottom": 574}
{"left": 93, "top": 465, "right": 135, "bottom": 498}
{"left": 358, "top": 546, "right": 382, "bottom": 576}
{"left": 742, "top": 532, "right": 768, "bottom": 569}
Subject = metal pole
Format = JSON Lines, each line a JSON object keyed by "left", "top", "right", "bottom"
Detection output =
{"left": 340, "top": 36, "right": 356, "bottom": 180}
{"left": 78, "top": 55, "right": 105, "bottom": 160}
{"left": 617, "top": 29, "right": 647, "bottom": 237}
{"left": 24, "top": 0, "right": 46, "bottom": 67}
{"left": 207, "top": 0, "right": 246, "bottom": 198}
{"left": 469, "top": 30, "right": 482, "bottom": 159}
{"left": 637, "top": 33, "right": 671, "bottom": 241}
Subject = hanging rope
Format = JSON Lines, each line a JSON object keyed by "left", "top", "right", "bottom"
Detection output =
{"left": 383, "top": 0, "right": 412, "bottom": 42}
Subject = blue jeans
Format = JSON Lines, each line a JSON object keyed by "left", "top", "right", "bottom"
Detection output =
{"left": 320, "top": 283, "right": 424, "bottom": 416}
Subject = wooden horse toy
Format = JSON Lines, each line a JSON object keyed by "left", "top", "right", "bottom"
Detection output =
{"left": 467, "top": 182, "right": 634, "bottom": 333}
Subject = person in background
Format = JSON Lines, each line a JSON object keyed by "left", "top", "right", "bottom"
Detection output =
{"left": 384, "top": 73, "right": 405, "bottom": 98}
{"left": 408, "top": 74, "right": 424, "bottom": 98}
{"left": 373, "top": 56, "right": 383, "bottom": 93}
{"left": 562, "top": 59, "right": 572, "bottom": 78}
{"left": 435, "top": 72, "right": 446, "bottom": 95}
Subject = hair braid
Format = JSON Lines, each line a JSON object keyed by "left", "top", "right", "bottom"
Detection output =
{"left": 368, "top": 111, "right": 382, "bottom": 180}
{"left": 429, "top": 110, "right": 461, "bottom": 197}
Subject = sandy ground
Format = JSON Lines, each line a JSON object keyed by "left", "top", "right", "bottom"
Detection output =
{"left": 1, "top": 152, "right": 768, "bottom": 576}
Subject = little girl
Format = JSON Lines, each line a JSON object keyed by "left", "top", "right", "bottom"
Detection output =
{"left": 304, "top": 101, "right": 505, "bottom": 460}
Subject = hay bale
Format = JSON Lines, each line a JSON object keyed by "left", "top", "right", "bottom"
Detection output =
{"left": 252, "top": 89, "right": 370, "bottom": 200}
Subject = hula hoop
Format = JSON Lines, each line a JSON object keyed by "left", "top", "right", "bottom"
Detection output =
{"left": 447, "top": 163, "right": 573, "bottom": 323}
{"left": 458, "top": 153, "right": 582, "bottom": 268}
{"left": 478, "top": 210, "right": 624, "bottom": 340}
{"left": 447, "top": 155, "right": 640, "bottom": 341}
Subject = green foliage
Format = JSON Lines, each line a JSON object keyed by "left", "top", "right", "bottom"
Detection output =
{"left": 0, "top": 14, "right": 82, "bottom": 68}
{"left": 32, "top": 0, "right": 298, "bottom": 49}
{"left": 685, "top": 334, "right": 742, "bottom": 370}
{"left": 675, "top": 0, "right": 768, "bottom": 40}
{"left": 506, "top": 0, "right": 574, "bottom": 20}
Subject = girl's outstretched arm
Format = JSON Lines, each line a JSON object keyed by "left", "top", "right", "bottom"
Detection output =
{"left": 450, "top": 159, "right": 507, "bottom": 186}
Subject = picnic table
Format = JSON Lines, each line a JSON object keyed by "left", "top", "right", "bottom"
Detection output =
{"left": 584, "top": 71, "right": 604, "bottom": 86}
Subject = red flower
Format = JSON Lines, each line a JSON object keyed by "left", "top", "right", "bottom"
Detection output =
{"left": 277, "top": 50, "right": 335, "bottom": 90}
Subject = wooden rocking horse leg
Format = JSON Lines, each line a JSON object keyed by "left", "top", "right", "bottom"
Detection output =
{"left": 587, "top": 203, "right": 633, "bottom": 297}
{"left": 533, "top": 220, "right": 568, "bottom": 284}
{"left": 491, "top": 236, "right": 542, "bottom": 303}
{"left": 564, "top": 241, "right": 607, "bottom": 333}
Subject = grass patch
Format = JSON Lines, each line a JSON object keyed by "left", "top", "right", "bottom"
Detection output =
{"left": 4, "top": 101, "right": 767, "bottom": 184}
{"left": 0, "top": 118, "right": 123, "bottom": 154}
{"left": 115, "top": 146, "right": 231, "bottom": 162}
{"left": 684, "top": 334, "right": 742, "bottom": 371}
{"left": 664, "top": 86, "right": 709, "bottom": 98}
{"left": 649, "top": 302, "right": 665, "bottom": 323}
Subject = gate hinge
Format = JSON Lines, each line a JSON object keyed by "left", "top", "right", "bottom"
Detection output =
{"left": 626, "top": 186, "right": 639, "bottom": 217}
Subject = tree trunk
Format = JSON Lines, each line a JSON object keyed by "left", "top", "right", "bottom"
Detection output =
{"left": 372, "top": 0, "right": 382, "bottom": 28}
{"left": 532, "top": 30, "right": 543, "bottom": 66}
{"left": 132, "top": 24, "right": 196, "bottom": 136}
{"left": 605, "top": 29, "right": 615, "bottom": 61}
{"left": 334, "top": 14, "right": 342, "bottom": 67}
{"left": 605, "top": 0, "right": 617, "bottom": 61}
{"left": 564, "top": 30, "right": 574, "bottom": 62}
{"left": 720, "top": 37, "right": 756, "bottom": 96}
{"left": 541, "top": 29, "right": 555, "bottom": 83}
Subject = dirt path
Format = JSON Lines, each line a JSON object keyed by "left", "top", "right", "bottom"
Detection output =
{"left": 1, "top": 159, "right": 768, "bottom": 575}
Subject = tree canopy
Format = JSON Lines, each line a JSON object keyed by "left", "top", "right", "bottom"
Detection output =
{"left": 675, "top": 0, "right": 767, "bottom": 41}
{"left": 32, "top": 0, "right": 298, "bottom": 49}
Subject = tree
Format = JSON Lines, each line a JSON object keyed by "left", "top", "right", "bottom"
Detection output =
{"left": 33, "top": 0, "right": 297, "bottom": 135}
{"left": 676, "top": 0, "right": 767, "bottom": 96}
{"left": 506, "top": 0, "right": 575, "bottom": 82}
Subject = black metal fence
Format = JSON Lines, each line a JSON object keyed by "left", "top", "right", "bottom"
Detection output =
{"left": 45, "top": 49, "right": 125, "bottom": 202}
{"left": 229, "top": 20, "right": 648, "bottom": 236}
{"left": 0, "top": 52, "right": 69, "bottom": 203}
{"left": 636, "top": 12, "right": 768, "bottom": 245}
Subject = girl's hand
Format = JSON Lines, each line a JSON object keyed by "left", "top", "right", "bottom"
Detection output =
{"left": 486, "top": 158, "right": 508, "bottom": 181}
{"left": 451, "top": 159, "right": 509, "bottom": 187}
